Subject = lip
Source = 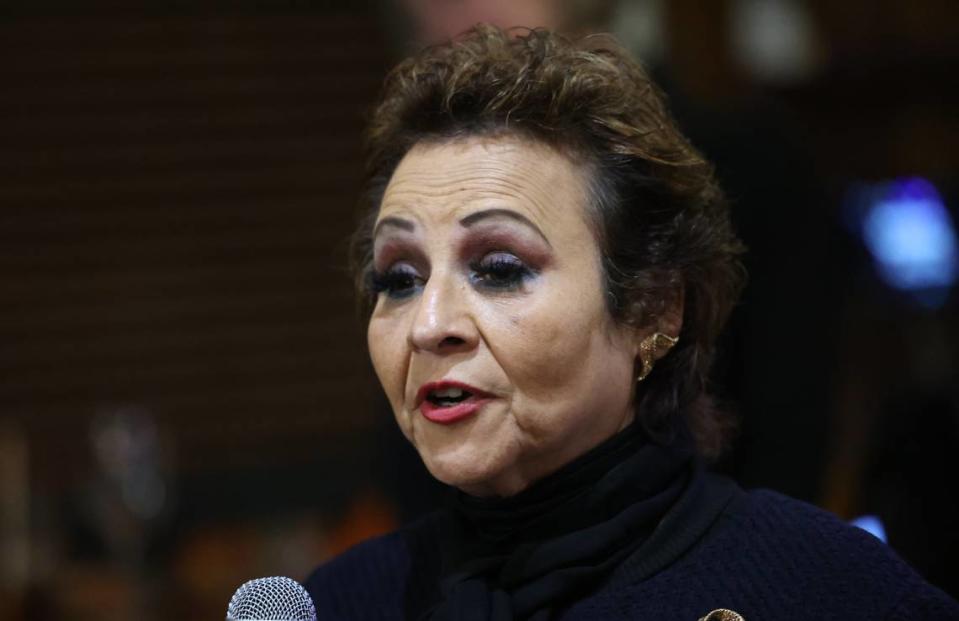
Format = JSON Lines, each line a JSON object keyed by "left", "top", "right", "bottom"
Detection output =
{"left": 415, "top": 380, "right": 494, "bottom": 425}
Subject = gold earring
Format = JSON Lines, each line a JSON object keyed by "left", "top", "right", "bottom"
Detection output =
{"left": 636, "top": 332, "right": 678, "bottom": 382}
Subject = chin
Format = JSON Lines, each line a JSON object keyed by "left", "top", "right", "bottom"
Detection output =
{"left": 419, "top": 445, "right": 516, "bottom": 497}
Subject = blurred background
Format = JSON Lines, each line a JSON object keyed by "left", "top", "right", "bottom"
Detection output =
{"left": 1, "top": 0, "right": 957, "bottom": 618}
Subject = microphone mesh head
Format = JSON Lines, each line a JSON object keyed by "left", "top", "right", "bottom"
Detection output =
{"left": 226, "top": 576, "right": 316, "bottom": 621}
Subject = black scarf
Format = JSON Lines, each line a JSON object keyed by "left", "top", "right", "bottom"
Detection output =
{"left": 423, "top": 421, "right": 695, "bottom": 620}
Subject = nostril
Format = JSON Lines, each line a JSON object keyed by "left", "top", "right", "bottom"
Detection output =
{"left": 439, "top": 336, "right": 466, "bottom": 348}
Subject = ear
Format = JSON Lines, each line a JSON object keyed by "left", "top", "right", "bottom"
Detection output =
{"left": 658, "top": 284, "right": 685, "bottom": 340}
{"left": 628, "top": 284, "right": 685, "bottom": 359}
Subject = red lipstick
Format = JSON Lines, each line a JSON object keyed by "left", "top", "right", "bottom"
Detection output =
{"left": 415, "top": 380, "right": 493, "bottom": 425}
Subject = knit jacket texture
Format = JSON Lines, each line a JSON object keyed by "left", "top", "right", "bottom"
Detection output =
{"left": 304, "top": 477, "right": 959, "bottom": 620}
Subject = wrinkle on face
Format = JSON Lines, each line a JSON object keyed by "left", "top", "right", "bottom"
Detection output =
{"left": 379, "top": 140, "right": 591, "bottom": 239}
{"left": 367, "top": 135, "right": 640, "bottom": 497}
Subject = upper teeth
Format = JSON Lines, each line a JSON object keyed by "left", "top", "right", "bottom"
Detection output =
{"left": 433, "top": 387, "right": 465, "bottom": 399}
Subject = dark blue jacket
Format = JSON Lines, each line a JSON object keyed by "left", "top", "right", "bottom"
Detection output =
{"left": 305, "top": 476, "right": 959, "bottom": 620}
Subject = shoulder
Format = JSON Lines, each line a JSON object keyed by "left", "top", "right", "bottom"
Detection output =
{"left": 725, "top": 488, "right": 910, "bottom": 575}
{"left": 694, "top": 487, "right": 957, "bottom": 619}
{"left": 568, "top": 482, "right": 958, "bottom": 620}
{"left": 302, "top": 512, "right": 444, "bottom": 621}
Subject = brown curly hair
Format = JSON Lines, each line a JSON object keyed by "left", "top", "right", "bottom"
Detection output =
{"left": 351, "top": 25, "right": 746, "bottom": 457}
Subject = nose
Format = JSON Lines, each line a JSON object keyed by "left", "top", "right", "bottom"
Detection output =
{"left": 408, "top": 271, "right": 478, "bottom": 354}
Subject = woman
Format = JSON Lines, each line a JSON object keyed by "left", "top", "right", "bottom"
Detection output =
{"left": 305, "top": 26, "right": 958, "bottom": 620}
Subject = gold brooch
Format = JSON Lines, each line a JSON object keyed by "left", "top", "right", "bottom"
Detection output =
{"left": 699, "top": 609, "right": 745, "bottom": 621}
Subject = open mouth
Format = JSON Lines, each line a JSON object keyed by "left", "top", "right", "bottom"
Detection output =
{"left": 427, "top": 387, "right": 474, "bottom": 407}
{"left": 416, "top": 381, "right": 491, "bottom": 424}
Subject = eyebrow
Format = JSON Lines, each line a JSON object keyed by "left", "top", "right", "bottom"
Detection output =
{"left": 460, "top": 208, "right": 551, "bottom": 247}
{"left": 372, "top": 208, "right": 551, "bottom": 246}
{"left": 372, "top": 215, "right": 415, "bottom": 240}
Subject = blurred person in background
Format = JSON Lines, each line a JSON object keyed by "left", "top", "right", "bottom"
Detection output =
{"left": 303, "top": 26, "right": 958, "bottom": 620}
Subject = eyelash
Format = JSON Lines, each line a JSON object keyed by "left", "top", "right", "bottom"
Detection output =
{"left": 369, "top": 263, "right": 421, "bottom": 299}
{"left": 369, "top": 253, "right": 534, "bottom": 299}
{"left": 469, "top": 253, "right": 532, "bottom": 290}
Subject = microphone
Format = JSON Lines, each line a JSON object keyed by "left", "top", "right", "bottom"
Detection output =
{"left": 226, "top": 576, "right": 317, "bottom": 621}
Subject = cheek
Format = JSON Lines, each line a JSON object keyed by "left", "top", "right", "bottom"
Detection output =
{"left": 490, "top": 280, "right": 622, "bottom": 402}
{"left": 509, "top": 321, "right": 594, "bottom": 394}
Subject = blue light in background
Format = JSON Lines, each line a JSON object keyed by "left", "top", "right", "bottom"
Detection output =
{"left": 858, "top": 177, "right": 958, "bottom": 307}
{"left": 850, "top": 514, "right": 888, "bottom": 543}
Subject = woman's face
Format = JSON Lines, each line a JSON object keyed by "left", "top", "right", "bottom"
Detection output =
{"left": 368, "top": 136, "right": 643, "bottom": 497}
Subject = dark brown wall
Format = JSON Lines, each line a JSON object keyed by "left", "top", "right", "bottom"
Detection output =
{"left": 1, "top": 7, "right": 390, "bottom": 487}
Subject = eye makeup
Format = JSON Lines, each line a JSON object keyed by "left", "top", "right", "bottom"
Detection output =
{"left": 457, "top": 223, "right": 553, "bottom": 268}
{"left": 468, "top": 251, "right": 535, "bottom": 291}
{"left": 368, "top": 260, "right": 423, "bottom": 299}
{"left": 369, "top": 213, "right": 553, "bottom": 300}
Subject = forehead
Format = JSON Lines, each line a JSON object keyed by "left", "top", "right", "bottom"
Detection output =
{"left": 377, "top": 136, "right": 594, "bottom": 236}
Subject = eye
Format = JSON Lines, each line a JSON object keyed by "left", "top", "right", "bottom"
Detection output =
{"left": 369, "top": 262, "right": 423, "bottom": 299}
{"left": 469, "top": 252, "right": 533, "bottom": 290}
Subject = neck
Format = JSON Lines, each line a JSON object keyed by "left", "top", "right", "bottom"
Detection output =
{"left": 449, "top": 420, "right": 692, "bottom": 546}
{"left": 457, "top": 410, "right": 639, "bottom": 499}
